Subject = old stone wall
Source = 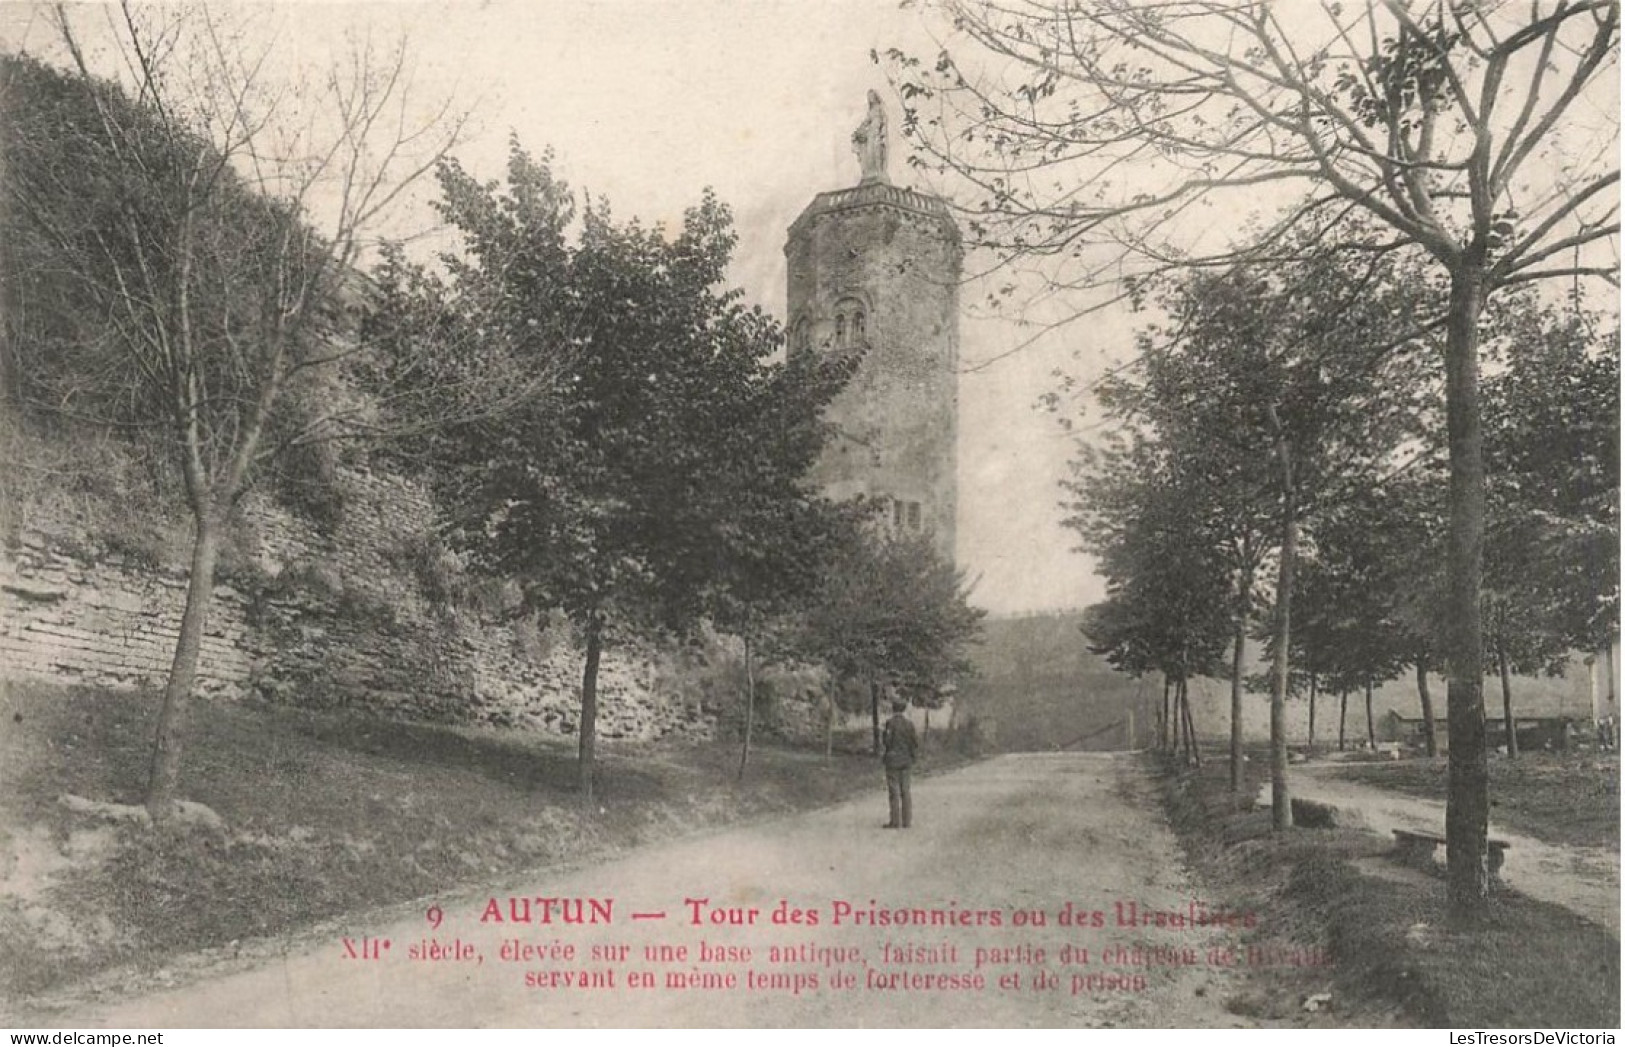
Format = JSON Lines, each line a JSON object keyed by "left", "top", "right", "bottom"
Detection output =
{"left": 0, "top": 466, "right": 718, "bottom": 742}
{"left": 1, "top": 534, "right": 255, "bottom": 698}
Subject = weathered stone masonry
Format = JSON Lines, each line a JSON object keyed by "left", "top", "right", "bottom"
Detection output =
{"left": 785, "top": 167, "right": 963, "bottom": 563}
{"left": 0, "top": 467, "right": 716, "bottom": 742}
{"left": 1, "top": 538, "right": 255, "bottom": 698}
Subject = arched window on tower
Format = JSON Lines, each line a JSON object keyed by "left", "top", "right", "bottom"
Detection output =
{"left": 791, "top": 317, "right": 811, "bottom": 356}
{"left": 833, "top": 297, "right": 868, "bottom": 348}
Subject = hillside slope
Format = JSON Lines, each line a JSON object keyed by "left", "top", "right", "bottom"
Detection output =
{"left": 954, "top": 611, "right": 1153, "bottom": 751}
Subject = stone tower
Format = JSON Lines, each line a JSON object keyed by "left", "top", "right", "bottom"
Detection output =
{"left": 784, "top": 92, "right": 962, "bottom": 562}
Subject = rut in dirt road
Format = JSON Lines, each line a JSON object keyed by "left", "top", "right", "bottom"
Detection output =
{"left": 39, "top": 754, "right": 1274, "bottom": 1028}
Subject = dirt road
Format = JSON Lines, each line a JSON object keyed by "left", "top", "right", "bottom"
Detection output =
{"left": 18, "top": 753, "right": 1301, "bottom": 1028}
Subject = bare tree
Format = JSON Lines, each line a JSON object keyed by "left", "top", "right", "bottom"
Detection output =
{"left": 888, "top": 0, "right": 1618, "bottom": 920}
{"left": 6, "top": 3, "right": 466, "bottom": 823}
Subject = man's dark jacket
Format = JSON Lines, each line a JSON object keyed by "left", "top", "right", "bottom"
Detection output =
{"left": 882, "top": 713, "right": 919, "bottom": 769}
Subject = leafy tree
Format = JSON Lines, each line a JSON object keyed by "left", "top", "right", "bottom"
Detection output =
{"left": 892, "top": 0, "right": 1619, "bottom": 921}
{"left": 1484, "top": 306, "right": 1619, "bottom": 653}
{"left": 702, "top": 488, "right": 862, "bottom": 780}
{"left": 1297, "top": 486, "right": 1423, "bottom": 750}
{"left": 1092, "top": 337, "right": 1274, "bottom": 785}
{"left": 1, "top": 8, "right": 463, "bottom": 823}
{"left": 1284, "top": 556, "right": 1340, "bottom": 753}
{"left": 1070, "top": 435, "right": 1233, "bottom": 763}
{"left": 797, "top": 528, "right": 985, "bottom": 754}
{"left": 369, "top": 143, "right": 852, "bottom": 802}
{"left": 1383, "top": 469, "right": 1453, "bottom": 758}
{"left": 1481, "top": 306, "right": 1620, "bottom": 753}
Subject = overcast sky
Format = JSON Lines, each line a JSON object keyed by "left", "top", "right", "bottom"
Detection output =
{"left": 1, "top": 0, "right": 1160, "bottom": 616}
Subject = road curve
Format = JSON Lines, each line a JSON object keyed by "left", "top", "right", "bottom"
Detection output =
{"left": 1283, "top": 762, "right": 1620, "bottom": 936}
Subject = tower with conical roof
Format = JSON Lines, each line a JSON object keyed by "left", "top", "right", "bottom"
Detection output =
{"left": 785, "top": 92, "right": 961, "bottom": 562}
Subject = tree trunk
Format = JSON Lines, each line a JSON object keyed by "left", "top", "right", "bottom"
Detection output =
{"left": 145, "top": 508, "right": 223, "bottom": 823}
{"left": 923, "top": 707, "right": 931, "bottom": 739}
{"left": 578, "top": 615, "right": 602, "bottom": 804}
{"left": 1499, "top": 647, "right": 1517, "bottom": 759}
{"left": 1175, "top": 676, "right": 1188, "bottom": 761}
{"left": 1596, "top": 638, "right": 1617, "bottom": 730}
{"left": 1172, "top": 677, "right": 1184, "bottom": 760}
{"left": 1307, "top": 672, "right": 1317, "bottom": 754}
{"left": 1229, "top": 600, "right": 1248, "bottom": 791}
{"left": 737, "top": 633, "right": 755, "bottom": 781}
{"left": 1365, "top": 677, "right": 1377, "bottom": 751}
{"left": 1442, "top": 268, "right": 1490, "bottom": 923}
{"left": 1161, "top": 674, "right": 1172, "bottom": 751}
{"left": 869, "top": 677, "right": 881, "bottom": 754}
{"left": 1417, "top": 655, "right": 1439, "bottom": 757}
{"left": 1606, "top": 638, "right": 1616, "bottom": 713}
{"left": 1180, "top": 677, "right": 1200, "bottom": 767}
{"left": 1589, "top": 653, "right": 1600, "bottom": 730}
{"left": 825, "top": 689, "right": 835, "bottom": 759}
{"left": 1267, "top": 419, "right": 1296, "bottom": 832}
{"left": 1339, "top": 688, "right": 1348, "bottom": 751}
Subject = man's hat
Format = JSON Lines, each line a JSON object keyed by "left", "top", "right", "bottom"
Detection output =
{"left": 891, "top": 697, "right": 908, "bottom": 713}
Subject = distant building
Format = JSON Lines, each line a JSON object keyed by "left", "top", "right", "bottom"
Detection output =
{"left": 784, "top": 92, "right": 961, "bottom": 564}
{"left": 1381, "top": 710, "right": 1582, "bottom": 751}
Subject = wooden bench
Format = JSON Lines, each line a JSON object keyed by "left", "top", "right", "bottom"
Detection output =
{"left": 1392, "top": 828, "right": 1510, "bottom": 878}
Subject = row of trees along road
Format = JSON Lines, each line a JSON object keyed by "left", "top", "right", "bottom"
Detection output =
{"left": 1074, "top": 249, "right": 1615, "bottom": 781}
{"left": 888, "top": 0, "right": 1618, "bottom": 920}
{"left": 5, "top": 8, "right": 985, "bottom": 816}
{"left": 1068, "top": 234, "right": 1437, "bottom": 801}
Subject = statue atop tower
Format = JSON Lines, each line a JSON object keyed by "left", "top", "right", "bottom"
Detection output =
{"left": 851, "top": 90, "right": 890, "bottom": 185}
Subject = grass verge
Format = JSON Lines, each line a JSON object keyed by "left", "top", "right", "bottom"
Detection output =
{"left": 1157, "top": 750, "right": 1620, "bottom": 1028}
{"left": 1327, "top": 753, "right": 1619, "bottom": 849}
{"left": 0, "top": 680, "right": 967, "bottom": 1003}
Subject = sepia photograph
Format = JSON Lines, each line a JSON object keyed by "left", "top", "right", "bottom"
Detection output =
{"left": 0, "top": 0, "right": 1618, "bottom": 1031}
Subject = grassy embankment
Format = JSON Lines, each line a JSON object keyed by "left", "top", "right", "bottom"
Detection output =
{"left": 1157, "top": 751, "right": 1619, "bottom": 1028}
{"left": 0, "top": 680, "right": 965, "bottom": 1003}
{"left": 1330, "top": 754, "right": 1619, "bottom": 849}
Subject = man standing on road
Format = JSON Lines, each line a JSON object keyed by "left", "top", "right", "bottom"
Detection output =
{"left": 882, "top": 692, "right": 919, "bottom": 829}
